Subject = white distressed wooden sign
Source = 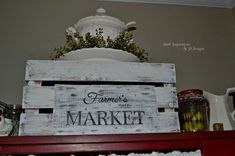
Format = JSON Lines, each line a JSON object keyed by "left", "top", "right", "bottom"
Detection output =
{"left": 19, "top": 86, "right": 178, "bottom": 135}
{"left": 22, "top": 86, "right": 178, "bottom": 109}
{"left": 19, "top": 60, "right": 179, "bottom": 136}
{"left": 22, "top": 86, "right": 55, "bottom": 108}
{"left": 19, "top": 114, "right": 53, "bottom": 136}
{"left": 53, "top": 85, "right": 179, "bottom": 135}
{"left": 25, "top": 60, "right": 176, "bottom": 83}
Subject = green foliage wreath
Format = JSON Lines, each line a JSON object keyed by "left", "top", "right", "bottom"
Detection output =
{"left": 50, "top": 28, "right": 149, "bottom": 62}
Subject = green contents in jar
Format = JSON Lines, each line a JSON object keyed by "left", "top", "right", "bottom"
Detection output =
{"left": 192, "top": 112, "right": 203, "bottom": 121}
{"left": 178, "top": 89, "right": 209, "bottom": 132}
{"left": 182, "top": 112, "right": 206, "bottom": 131}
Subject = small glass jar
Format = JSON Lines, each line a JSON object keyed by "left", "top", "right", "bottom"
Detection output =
{"left": 213, "top": 123, "right": 224, "bottom": 131}
{"left": 178, "top": 89, "right": 209, "bottom": 132}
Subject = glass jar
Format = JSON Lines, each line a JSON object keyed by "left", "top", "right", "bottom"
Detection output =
{"left": 178, "top": 89, "right": 209, "bottom": 132}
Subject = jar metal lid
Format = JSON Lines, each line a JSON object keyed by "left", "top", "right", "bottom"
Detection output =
{"left": 177, "top": 89, "right": 203, "bottom": 97}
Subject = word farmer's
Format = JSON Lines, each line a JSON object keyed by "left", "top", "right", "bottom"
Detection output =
{"left": 65, "top": 92, "right": 146, "bottom": 126}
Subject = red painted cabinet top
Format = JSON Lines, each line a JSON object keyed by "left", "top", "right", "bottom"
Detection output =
{"left": 0, "top": 131, "right": 235, "bottom": 155}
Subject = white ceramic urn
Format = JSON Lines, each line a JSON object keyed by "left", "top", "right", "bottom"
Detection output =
{"left": 59, "top": 8, "right": 140, "bottom": 62}
{"left": 74, "top": 8, "right": 136, "bottom": 40}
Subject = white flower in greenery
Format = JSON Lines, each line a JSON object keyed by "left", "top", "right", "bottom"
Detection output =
{"left": 66, "top": 27, "right": 76, "bottom": 36}
{"left": 130, "top": 39, "right": 134, "bottom": 43}
{"left": 74, "top": 37, "right": 79, "bottom": 44}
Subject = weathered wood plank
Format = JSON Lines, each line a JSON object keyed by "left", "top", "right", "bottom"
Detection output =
{"left": 19, "top": 85, "right": 179, "bottom": 135}
{"left": 53, "top": 85, "right": 179, "bottom": 135}
{"left": 155, "top": 87, "right": 178, "bottom": 108}
{"left": 22, "top": 86, "right": 54, "bottom": 108}
{"left": 18, "top": 112, "right": 179, "bottom": 136}
{"left": 19, "top": 113, "right": 53, "bottom": 136}
{"left": 25, "top": 60, "right": 176, "bottom": 83}
{"left": 22, "top": 86, "right": 178, "bottom": 109}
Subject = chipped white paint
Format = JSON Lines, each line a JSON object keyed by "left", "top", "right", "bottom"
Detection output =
{"left": 155, "top": 87, "right": 178, "bottom": 108}
{"left": 19, "top": 114, "right": 53, "bottom": 136}
{"left": 19, "top": 112, "right": 179, "bottom": 136}
{"left": 25, "top": 60, "right": 176, "bottom": 83}
{"left": 22, "top": 86, "right": 55, "bottom": 108}
{"left": 19, "top": 60, "right": 178, "bottom": 135}
{"left": 22, "top": 86, "right": 178, "bottom": 109}
{"left": 53, "top": 85, "right": 179, "bottom": 135}
{"left": 20, "top": 85, "right": 178, "bottom": 135}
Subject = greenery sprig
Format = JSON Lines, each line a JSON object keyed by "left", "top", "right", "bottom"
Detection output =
{"left": 50, "top": 27, "right": 149, "bottom": 62}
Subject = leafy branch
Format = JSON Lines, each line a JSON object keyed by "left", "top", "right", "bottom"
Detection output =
{"left": 50, "top": 28, "right": 149, "bottom": 62}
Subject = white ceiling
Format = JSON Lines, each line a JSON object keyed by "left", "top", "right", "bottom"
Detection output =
{"left": 102, "top": 0, "right": 235, "bottom": 8}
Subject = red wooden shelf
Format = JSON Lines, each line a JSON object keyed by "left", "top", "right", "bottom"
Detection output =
{"left": 1, "top": 131, "right": 235, "bottom": 155}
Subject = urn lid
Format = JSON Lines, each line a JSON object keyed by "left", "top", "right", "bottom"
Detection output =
{"left": 74, "top": 8, "right": 127, "bottom": 30}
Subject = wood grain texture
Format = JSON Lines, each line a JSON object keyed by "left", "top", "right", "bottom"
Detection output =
{"left": 22, "top": 86, "right": 178, "bottom": 109}
{"left": 19, "top": 85, "right": 179, "bottom": 136}
{"left": 22, "top": 86, "right": 54, "bottom": 108}
{"left": 53, "top": 85, "right": 179, "bottom": 135}
{"left": 19, "top": 113, "right": 53, "bottom": 136}
{"left": 155, "top": 87, "right": 178, "bottom": 108}
{"left": 19, "top": 112, "right": 179, "bottom": 136}
{"left": 25, "top": 60, "right": 176, "bottom": 83}
{"left": 20, "top": 60, "right": 178, "bottom": 136}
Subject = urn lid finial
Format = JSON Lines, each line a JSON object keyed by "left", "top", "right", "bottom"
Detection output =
{"left": 96, "top": 7, "right": 106, "bottom": 16}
